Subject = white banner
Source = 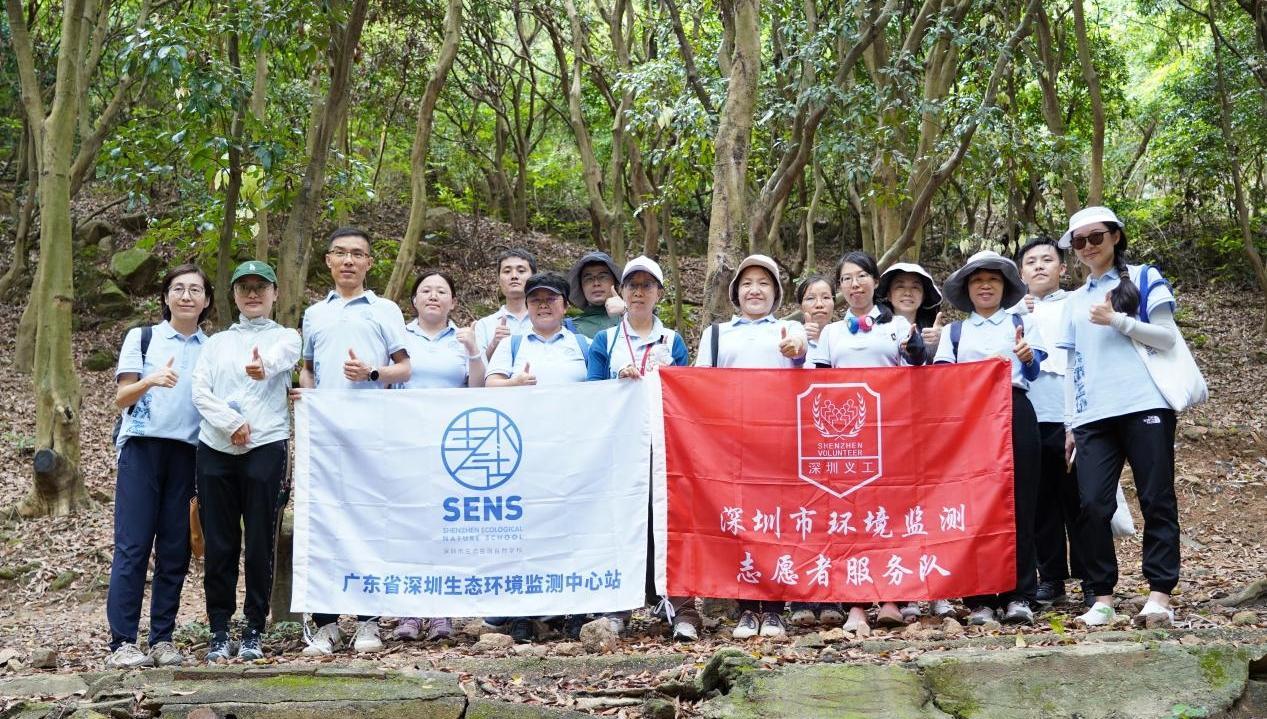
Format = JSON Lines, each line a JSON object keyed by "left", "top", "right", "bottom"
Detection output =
{"left": 292, "top": 380, "right": 651, "bottom": 617}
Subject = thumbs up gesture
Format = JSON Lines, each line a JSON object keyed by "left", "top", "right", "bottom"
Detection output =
{"left": 487, "top": 314, "right": 511, "bottom": 357}
{"left": 604, "top": 284, "right": 627, "bottom": 317}
{"left": 1089, "top": 292, "right": 1116, "bottom": 326}
{"left": 343, "top": 347, "right": 372, "bottom": 382}
{"left": 146, "top": 356, "right": 179, "bottom": 389}
{"left": 1013, "top": 324, "right": 1034, "bottom": 364}
{"left": 512, "top": 361, "right": 537, "bottom": 386}
{"left": 921, "top": 312, "right": 946, "bottom": 348}
{"left": 900, "top": 324, "right": 916, "bottom": 354}
{"left": 777, "top": 324, "right": 805, "bottom": 359}
{"left": 245, "top": 346, "right": 266, "bottom": 380}
{"left": 456, "top": 323, "right": 478, "bottom": 357}
{"left": 803, "top": 321, "right": 822, "bottom": 343}
{"left": 1022, "top": 294, "right": 1036, "bottom": 313}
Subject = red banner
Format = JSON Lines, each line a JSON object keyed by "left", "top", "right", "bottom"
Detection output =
{"left": 660, "top": 360, "right": 1015, "bottom": 602}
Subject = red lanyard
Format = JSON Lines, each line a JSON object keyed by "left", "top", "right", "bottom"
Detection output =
{"left": 622, "top": 320, "right": 657, "bottom": 376}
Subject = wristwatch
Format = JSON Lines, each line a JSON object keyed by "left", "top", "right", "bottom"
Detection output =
{"left": 369, "top": 367, "right": 380, "bottom": 382}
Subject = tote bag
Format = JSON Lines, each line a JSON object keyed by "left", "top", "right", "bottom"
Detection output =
{"left": 1132, "top": 265, "right": 1208, "bottom": 412}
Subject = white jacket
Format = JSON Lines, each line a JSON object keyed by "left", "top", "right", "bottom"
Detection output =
{"left": 192, "top": 316, "right": 301, "bottom": 454}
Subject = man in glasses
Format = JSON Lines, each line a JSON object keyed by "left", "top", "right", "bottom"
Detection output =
{"left": 295, "top": 227, "right": 412, "bottom": 655}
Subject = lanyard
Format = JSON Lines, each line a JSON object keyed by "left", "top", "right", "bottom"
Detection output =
{"left": 622, "top": 320, "right": 658, "bottom": 376}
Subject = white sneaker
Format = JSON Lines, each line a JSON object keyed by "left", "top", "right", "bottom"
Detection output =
{"left": 106, "top": 643, "right": 154, "bottom": 669}
{"left": 1001, "top": 601, "right": 1034, "bottom": 625}
{"left": 732, "top": 610, "right": 760, "bottom": 640}
{"left": 900, "top": 602, "right": 922, "bottom": 621}
{"left": 966, "top": 606, "right": 996, "bottom": 625}
{"left": 1133, "top": 599, "right": 1174, "bottom": 628}
{"left": 758, "top": 612, "right": 786, "bottom": 637}
{"left": 1078, "top": 602, "right": 1116, "bottom": 627}
{"left": 931, "top": 599, "right": 956, "bottom": 617}
{"left": 352, "top": 620, "right": 384, "bottom": 653}
{"left": 148, "top": 641, "right": 184, "bottom": 667}
{"left": 301, "top": 622, "right": 344, "bottom": 656}
{"left": 604, "top": 616, "right": 626, "bottom": 636}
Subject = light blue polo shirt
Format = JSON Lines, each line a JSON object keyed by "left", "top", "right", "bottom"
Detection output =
{"left": 485, "top": 327, "right": 589, "bottom": 385}
{"left": 1018, "top": 290, "right": 1070, "bottom": 424}
{"left": 933, "top": 310, "right": 1047, "bottom": 390}
{"left": 1058, "top": 265, "right": 1174, "bottom": 427}
{"left": 474, "top": 306, "right": 532, "bottom": 356}
{"left": 115, "top": 321, "right": 208, "bottom": 447}
{"left": 808, "top": 307, "right": 914, "bottom": 368}
{"left": 693, "top": 316, "right": 806, "bottom": 368}
{"left": 399, "top": 320, "right": 470, "bottom": 389}
{"left": 301, "top": 290, "right": 408, "bottom": 389}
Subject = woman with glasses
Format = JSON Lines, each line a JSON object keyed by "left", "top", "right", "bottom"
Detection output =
{"left": 106, "top": 263, "right": 213, "bottom": 669}
{"left": 1056, "top": 207, "right": 1183, "bottom": 629}
{"left": 191, "top": 261, "right": 300, "bottom": 663}
{"left": 807, "top": 251, "right": 925, "bottom": 633}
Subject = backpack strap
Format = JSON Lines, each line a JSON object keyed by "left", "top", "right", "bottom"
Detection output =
{"left": 510, "top": 334, "right": 523, "bottom": 367}
{"left": 127, "top": 325, "right": 155, "bottom": 417}
{"left": 1133, "top": 264, "right": 1171, "bottom": 324}
{"left": 563, "top": 316, "right": 577, "bottom": 333}
{"left": 574, "top": 332, "right": 590, "bottom": 358}
{"left": 710, "top": 322, "right": 720, "bottom": 367}
{"left": 1011, "top": 312, "right": 1024, "bottom": 332}
{"left": 950, "top": 320, "right": 963, "bottom": 361}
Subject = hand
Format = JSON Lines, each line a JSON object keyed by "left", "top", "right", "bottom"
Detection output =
{"left": 288, "top": 387, "right": 307, "bottom": 402}
{"left": 604, "top": 285, "right": 627, "bottom": 317}
{"left": 1024, "top": 294, "right": 1036, "bottom": 313}
{"left": 1065, "top": 430, "right": 1076, "bottom": 469}
{"left": 343, "top": 348, "right": 372, "bottom": 382}
{"left": 900, "top": 324, "right": 915, "bottom": 354}
{"left": 231, "top": 422, "right": 251, "bottom": 446}
{"left": 511, "top": 362, "right": 537, "bottom": 386}
{"left": 1013, "top": 325, "right": 1034, "bottom": 365}
{"left": 921, "top": 312, "right": 946, "bottom": 347}
{"left": 245, "top": 346, "right": 265, "bottom": 381}
{"left": 145, "top": 357, "right": 179, "bottom": 389}
{"left": 803, "top": 321, "right": 821, "bottom": 343}
{"left": 617, "top": 364, "right": 642, "bottom": 380}
{"left": 456, "top": 323, "right": 478, "bottom": 357}
{"left": 1089, "top": 292, "right": 1115, "bottom": 326}
{"left": 777, "top": 326, "right": 805, "bottom": 359}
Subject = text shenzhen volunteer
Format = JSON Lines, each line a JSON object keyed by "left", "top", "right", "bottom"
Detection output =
{"left": 292, "top": 360, "right": 1017, "bottom": 616}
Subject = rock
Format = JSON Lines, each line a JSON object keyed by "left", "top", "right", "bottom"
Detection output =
{"left": 0, "top": 673, "right": 88, "bottom": 698}
{"left": 818, "top": 647, "right": 839, "bottom": 661}
{"left": 67, "top": 710, "right": 110, "bottom": 719}
{"left": 185, "top": 709, "right": 218, "bottom": 719}
{"left": 941, "top": 617, "right": 964, "bottom": 636}
{"left": 92, "top": 279, "right": 133, "bottom": 319}
{"left": 6, "top": 658, "right": 24, "bottom": 671}
{"left": 50, "top": 570, "right": 78, "bottom": 592}
{"left": 464, "top": 618, "right": 499, "bottom": 637}
{"left": 701, "top": 597, "right": 738, "bottom": 619}
{"left": 644, "top": 697, "right": 677, "bottom": 719}
{"left": 697, "top": 648, "right": 760, "bottom": 695}
{"left": 980, "top": 619, "right": 1002, "bottom": 632}
{"left": 1232, "top": 611, "right": 1258, "bottom": 626}
{"left": 903, "top": 622, "right": 923, "bottom": 636}
{"left": 85, "top": 346, "right": 118, "bottom": 372}
{"left": 109, "top": 247, "right": 160, "bottom": 294}
{"left": 0, "top": 648, "right": 18, "bottom": 664}
{"left": 792, "top": 632, "right": 825, "bottom": 649}
{"left": 512, "top": 643, "right": 548, "bottom": 657}
{"left": 553, "top": 642, "right": 583, "bottom": 656}
{"left": 472, "top": 633, "right": 515, "bottom": 652}
{"left": 1216, "top": 578, "right": 1267, "bottom": 607}
{"left": 579, "top": 618, "right": 619, "bottom": 654}
{"left": 1179, "top": 634, "right": 1202, "bottom": 645}
{"left": 818, "top": 628, "right": 848, "bottom": 642}
{"left": 701, "top": 664, "right": 945, "bottom": 718}
{"left": 28, "top": 648, "right": 56, "bottom": 669}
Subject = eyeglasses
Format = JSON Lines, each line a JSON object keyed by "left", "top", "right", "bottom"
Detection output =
{"left": 526, "top": 294, "right": 562, "bottom": 306}
{"left": 1071, "top": 230, "right": 1111, "bottom": 250}
{"left": 581, "top": 272, "right": 614, "bottom": 284}
{"left": 624, "top": 282, "right": 659, "bottom": 293}
{"left": 168, "top": 285, "right": 206, "bottom": 298}
{"left": 327, "top": 249, "right": 371, "bottom": 260}
{"left": 838, "top": 272, "right": 872, "bottom": 286}
{"left": 234, "top": 282, "right": 271, "bottom": 296}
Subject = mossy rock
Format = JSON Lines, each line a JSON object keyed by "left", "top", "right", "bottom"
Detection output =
{"left": 109, "top": 247, "right": 160, "bottom": 294}
{"left": 92, "top": 279, "right": 134, "bottom": 319}
{"left": 85, "top": 346, "right": 118, "bottom": 372}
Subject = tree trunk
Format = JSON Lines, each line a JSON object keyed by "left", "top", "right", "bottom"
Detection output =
{"left": 1031, "top": 3, "right": 1081, "bottom": 216}
{"left": 215, "top": 29, "right": 247, "bottom": 328}
{"left": 1072, "top": 0, "right": 1104, "bottom": 205}
{"left": 385, "top": 0, "right": 463, "bottom": 301}
{"left": 0, "top": 127, "right": 36, "bottom": 299}
{"left": 250, "top": 2, "right": 271, "bottom": 261}
{"left": 275, "top": 0, "right": 369, "bottom": 326}
{"left": 702, "top": 0, "right": 760, "bottom": 325}
{"left": 23, "top": 0, "right": 91, "bottom": 516}
{"left": 1209, "top": 0, "right": 1267, "bottom": 333}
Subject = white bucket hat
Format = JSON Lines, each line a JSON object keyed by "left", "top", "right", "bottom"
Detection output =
{"left": 728, "top": 254, "right": 783, "bottom": 308}
{"left": 942, "top": 250, "right": 1026, "bottom": 312}
{"left": 877, "top": 262, "right": 943, "bottom": 310}
{"left": 621, "top": 255, "right": 665, "bottom": 286}
{"left": 1059, "top": 206, "right": 1123, "bottom": 249}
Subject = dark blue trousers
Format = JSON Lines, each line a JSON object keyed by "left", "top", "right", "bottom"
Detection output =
{"left": 107, "top": 437, "right": 195, "bottom": 649}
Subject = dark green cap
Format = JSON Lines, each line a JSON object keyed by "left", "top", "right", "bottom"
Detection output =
{"left": 231, "top": 260, "right": 277, "bottom": 285}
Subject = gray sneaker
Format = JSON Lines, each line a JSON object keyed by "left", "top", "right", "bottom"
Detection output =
{"left": 106, "top": 642, "right": 154, "bottom": 669}
{"left": 238, "top": 629, "right": 264, "bottom": 661}
{"left": 206, "top": 632, "right": 232, "bottom": 663}
{"left": 1001, "top": 601, "right": 1034, "bottom": 625}
{"left": 148, "top": 641, "right": 184, "bottom": 667}
{"left": 966, "top": 606, "right": 996, "bottom": 625}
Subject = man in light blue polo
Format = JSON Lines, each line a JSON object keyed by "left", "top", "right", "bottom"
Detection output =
{"left": 474, "top": 248, "right": 537, "bottom": 361}
{"left": 297, "top": 227, "right": 412, "bottom": 655}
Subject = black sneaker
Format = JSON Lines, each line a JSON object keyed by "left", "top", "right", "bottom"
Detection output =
{"left": 238, "top": 628, "right": 264, "bottom": 661}
{"left": 563, "top": 614, "right": 588, "bottom": 640}
{"left": 1035, "top": 580, "right": 1067, "bottom": 605}
{"left": 206, "top": 631, "right": 231, "bottom": 663}
{"left": 508, "top": 618, "right": 534, "bottom": 644}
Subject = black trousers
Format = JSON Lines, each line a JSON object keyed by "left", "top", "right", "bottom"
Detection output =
{"left": 197, "top": 440, "right": 288, "bottom": 633}
{"left": 1072, "top": 409, "right": 1179, "bottom": 596}
{"left": 1035, "top": 421, "right": 1086, "bottom": 584}
{"left": 966, "top": 388, "right": 1040, "bottom": 609}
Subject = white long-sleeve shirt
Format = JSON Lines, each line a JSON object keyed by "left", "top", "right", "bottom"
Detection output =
{"left": 192, "top": 316, "right": 301, "bottom": 454}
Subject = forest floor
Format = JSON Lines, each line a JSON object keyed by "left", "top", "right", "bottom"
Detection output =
{"left": 0, "top": 212, "right": 1265, "bottom": 716}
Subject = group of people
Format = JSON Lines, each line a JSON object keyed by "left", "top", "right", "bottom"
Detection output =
{"left": 104, "top": 204, "right": 1187, "bottom": 667}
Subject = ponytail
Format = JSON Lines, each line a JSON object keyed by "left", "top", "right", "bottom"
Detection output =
{"left": 1107, "top": 223, "right": 1141, "bottom": 316}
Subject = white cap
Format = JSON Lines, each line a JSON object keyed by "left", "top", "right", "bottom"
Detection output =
{"left": 1059, "top": 206, "right": 1123, "bottom": 249}
{"left": 621, "top": 255, "right": 665, "bottom": 286}
{"left": 729, "top": 254, "right": 783, "bottom": 307}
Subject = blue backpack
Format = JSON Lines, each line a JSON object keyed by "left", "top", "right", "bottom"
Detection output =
{"left": 509, "top": 332, "right": 591, "bottom": 368}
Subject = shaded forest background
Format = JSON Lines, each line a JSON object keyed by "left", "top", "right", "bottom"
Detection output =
{"left": 1, "top": 0, "right": 1266, "bottom": 515}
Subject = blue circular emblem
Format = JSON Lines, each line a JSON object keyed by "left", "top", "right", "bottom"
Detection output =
{"left": 442, "top": 407, "right": 523, "bottom": 491}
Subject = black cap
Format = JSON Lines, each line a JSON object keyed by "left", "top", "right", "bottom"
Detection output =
{"left": 523, "top": 272, "right": 571, "bottom": 304}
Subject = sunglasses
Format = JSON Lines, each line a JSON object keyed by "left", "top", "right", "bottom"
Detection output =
{"left": 1071, "top": 229, "right": 1112, "bottom": 250}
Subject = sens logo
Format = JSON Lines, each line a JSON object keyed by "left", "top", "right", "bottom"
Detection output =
{"left": 796, "top": 383, "right": 882, "bottom": 497}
